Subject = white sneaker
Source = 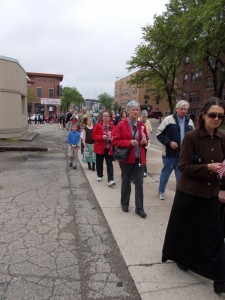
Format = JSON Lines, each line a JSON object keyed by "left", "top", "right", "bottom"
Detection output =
{"left": 144, "top": 173, "right": 147, "bottom": 177}
{"left": 108, "top": 180, "right": 116, "bottom": 186}
{"left": 159, "top": 193, "right": 165, "bottom": 200}
{"left": 97, "top": 177, "right": 103, "bottom": 181}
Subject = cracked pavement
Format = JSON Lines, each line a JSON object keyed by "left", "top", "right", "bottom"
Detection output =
{"left": 0, "top": 124, "right": 140, "bottom": 300}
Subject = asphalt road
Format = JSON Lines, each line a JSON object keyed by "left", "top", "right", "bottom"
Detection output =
{"left": 0, "top": 124, "right": 140, "bottom": 300}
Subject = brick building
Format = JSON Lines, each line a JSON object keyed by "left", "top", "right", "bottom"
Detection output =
{"left": 114, "top": 73, "right": 169, "bottom": 116}
{"left": 27, "top": 72, "right": 63, "bottom": 117}
{"left": 177, "top": 56, "right": 225, "bottom": 121}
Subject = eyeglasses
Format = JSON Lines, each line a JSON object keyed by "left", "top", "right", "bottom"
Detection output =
{"left": 206, "top": 113, "right": 225, "bottom": 120}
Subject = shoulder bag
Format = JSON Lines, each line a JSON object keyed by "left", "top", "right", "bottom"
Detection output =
{"left": 113, "top": 124, "right": 138, "bottom": 161}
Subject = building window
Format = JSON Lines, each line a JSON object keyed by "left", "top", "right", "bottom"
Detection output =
{"left": 27, "top": 103, "right": 32, "bottom": 114}
{"left": 189, "top": 92, "right": 200, "bottom": 102}
{"left": 35, "top": 103, "right": 44, "bottom": 114}
{"left": 21, "top": 96, "right": 26, "bottom": 114}
{"left": 57, "top": 85, "right": 62, "bottom": 96}
{"left": 183, "top": 74, "right": 188, "bottom": 84}
{"left": 206, "top": 77, "right": 214, "bottom": 90}
{"left": 37, "top": 87, "right": 42, "bottom": 97}
{"left": 189, "top": 108, "right": 199, "bottom": 122}
{"left": 191, "top": 71, "right": 202, "bottom": 83}
{"left": 49, "top": 88, "right": 54, "bottom": 98}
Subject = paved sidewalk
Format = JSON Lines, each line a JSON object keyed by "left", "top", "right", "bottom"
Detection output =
{"left": 0, "top": 123, "right": 221, "bottom": 299}
{"left": 79, "top": 135, "right": 220, "bottom": 300}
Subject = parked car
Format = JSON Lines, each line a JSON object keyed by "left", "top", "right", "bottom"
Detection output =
{"left": 148, "top": 111, "right": 163, "bottom": 119}
{"left": 29, "top": 114, "right": 39, "bottom": 121}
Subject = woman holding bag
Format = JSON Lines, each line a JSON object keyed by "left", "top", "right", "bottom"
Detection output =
{"left": 162, "top": 97, "right": 225, "bottom": 294}
{"left": 113, "top": 100, "right": 148, "bottom": 218}
{"left": 92, "top": 110, "right": 115, "bottom": 186}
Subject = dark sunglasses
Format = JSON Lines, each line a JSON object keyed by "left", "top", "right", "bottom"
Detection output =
{"left": 206, "top": 113, "right": 225, "bottom": 120}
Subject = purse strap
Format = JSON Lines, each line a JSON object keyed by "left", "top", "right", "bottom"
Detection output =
{"left": 132, "top": 122, "right": 138, "bottom": 139}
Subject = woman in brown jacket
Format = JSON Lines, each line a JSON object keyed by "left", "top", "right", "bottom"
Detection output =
{"left": 162, "top": 97, "right": 225, "bottom": 294}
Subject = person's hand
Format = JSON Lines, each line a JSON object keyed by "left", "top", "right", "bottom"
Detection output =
{"left": 130, "top": 140, "right": 137, "bottom": 147}
{"left": 219, "top": 190, "right": 225, "bottom": 203}
{"left": 140, "top": 139, "right": 147, "bottom": 145}
{"left": 103, "top": 135, "right": 107, "bottom": 139}
{"left": 170, "top": 141, "right": 178, "bottom": 149}
{"left": 207, "top": 162, "right": 223, "bottom": 173}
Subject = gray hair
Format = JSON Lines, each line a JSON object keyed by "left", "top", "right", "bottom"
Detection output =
{"left": 126, "top": 100, "right": 140, "bottom": 112}
{"left": 176, "top": 100, "right": 189, "bottom": 109}
{"left": 141, "top": 110, "right": 148, "bottom": 116}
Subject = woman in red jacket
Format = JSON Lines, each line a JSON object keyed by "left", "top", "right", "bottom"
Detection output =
{"left": 92, "top": 110, "right": 115, "bottom": 186}
{"left": 113, "top": 101, "right": 148, "bottom": 218}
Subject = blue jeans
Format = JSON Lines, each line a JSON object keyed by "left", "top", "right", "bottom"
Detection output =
{"left": 158, "top": 155, "right": 180, "bottom": 194}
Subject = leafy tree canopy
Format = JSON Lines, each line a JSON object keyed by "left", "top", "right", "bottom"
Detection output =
{"left": 127, "top": 0, "right": 225, "bottom": 110}
{"left": 167, "top": 0, "right": 225, "bottom": 97}
{"left": 61, "top": 87, "right": 84, "bottom": 112}
{"left": 97, "top": 92, "right": 114, "bottom": 110}
{"left": 27, "top": 87, "right": 35, "bottom": 105}
{"left": 127, "top": 12, "right": 183, "bottom": 113}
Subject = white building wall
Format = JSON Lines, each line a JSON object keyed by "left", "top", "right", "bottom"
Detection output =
{"left": 0, "top": 56, "right": 28, "bottom": 138}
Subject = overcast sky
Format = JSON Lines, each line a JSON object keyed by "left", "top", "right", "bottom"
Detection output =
{"left": 1, "top": 0, "right": 169, "bottom": 99}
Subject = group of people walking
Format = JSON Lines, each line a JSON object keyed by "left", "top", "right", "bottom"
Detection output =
{"left": 66, "top": 97, "right": 225, "bottom": 294}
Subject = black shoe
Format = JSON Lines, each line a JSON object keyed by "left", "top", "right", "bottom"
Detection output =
{"left": 135, "top": 209, "right": 147, "bottom": 218}
{"left": 69, "top": 163, "right": 73, "bottom": 167}
{"left": 122, "top": 206, "right": 129, "bottom": 213}
{"left": 73, "top": 165, "right": 77, "bottom": 169}
{"left": 214, "top": 282, "right": 225, "bottom": 294}
{"left": 177, "top": 263, "right": 188, "bottom": 272}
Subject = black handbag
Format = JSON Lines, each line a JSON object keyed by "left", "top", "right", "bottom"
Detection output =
{"left": 113, "top": 124, "right": 138, "bottom": 161}
{"left": 113, "top": 147, "right": 131, "bottom": 161}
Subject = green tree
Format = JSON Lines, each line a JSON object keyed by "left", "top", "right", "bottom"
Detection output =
{"left": 113, "top": 101, "right": 119, "bottom": 113}
{"left": 127, "top": 12, "right": 183, "bottom": 113}
{"left": 97, "top": 92, "right": 114, "bottom": 110}
{"left": 27, "top": 87, "right": 35, "bottom": 105}
{"left": 61, "top": 87, "right": 84, "bottom": 112}
{"left": 167, "top": 0, "right": 225, "bottom": 98}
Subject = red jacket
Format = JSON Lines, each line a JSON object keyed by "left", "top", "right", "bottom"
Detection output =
{"left": 112, "top": 118, "right": 148, "bottom": 164}
{"left": 92, "top": 122, "right": 115, "bottom": 155}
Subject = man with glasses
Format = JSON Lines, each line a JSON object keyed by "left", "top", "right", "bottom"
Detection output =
{"left": 156, "top": 100, "right": 194, "bottom": 200}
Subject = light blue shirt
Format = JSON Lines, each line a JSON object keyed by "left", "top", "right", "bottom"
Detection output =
{"left": 178, "top": 117, "right": 185, "bottom": 144}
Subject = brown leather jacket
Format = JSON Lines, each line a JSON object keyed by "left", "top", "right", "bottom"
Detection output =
{"left": 177, "top": 127, "right": 225, "bottom": 198}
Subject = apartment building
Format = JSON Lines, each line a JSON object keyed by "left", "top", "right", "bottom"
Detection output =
{"left": 177, "top": 56, "right": 224, "bottom": 121}
{"left": 114, "top": 73, "right": 169, "bottom": 116}
{"left": 27, "top": 72, "right": 63, "bottom": 116}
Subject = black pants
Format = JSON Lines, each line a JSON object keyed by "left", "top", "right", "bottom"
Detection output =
{"left": 120, "top": 159, "right": 145, "bottom": 211}
{"left": 144, "top": 148, "right": 147, "bottom": 173}
{"left": 96, "top": 149, "right": 114, "bottom": 182}
{"left": 220, "top": 202, "right": 225, "bottom": 237}
{"left": 81, "top": 142, "right": 84, "bottom": 154}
